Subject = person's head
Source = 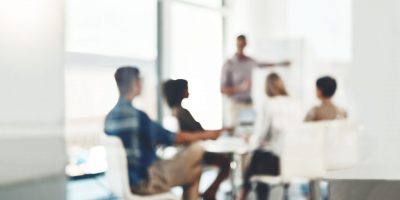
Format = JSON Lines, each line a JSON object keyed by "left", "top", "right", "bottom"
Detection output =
{"left": 316, "top": 76, "right": 337, "bottom": 100}
{"left": 114, "top": 66, "right": 141, "bottom": 99}
{"left": 266, "top": 73, "right": 288, "bottom": 97}
{"left": 162, "top": 79, "right": 189, "bottom": 108}
{"left": 236, "top": 35, "right": 247, "bottom": 56}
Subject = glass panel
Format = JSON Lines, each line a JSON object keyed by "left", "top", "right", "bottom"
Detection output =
{"left": 66, "top": 0, "right": 157, "bottom": 60}
{"left": 169, "top": 2, "right": 223, "bottom": 129}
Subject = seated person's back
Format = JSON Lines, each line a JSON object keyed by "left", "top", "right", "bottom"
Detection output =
{"left": 305, "top": 76, "right": 347, "bottom": 121}
{"left": 238, "top": 73, "right": 303, "bottom": 200}
{"left": 105, "top": 97, "right": 175, "bottom": 185}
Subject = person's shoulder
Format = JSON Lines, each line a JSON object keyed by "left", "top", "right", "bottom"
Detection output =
{"left": 177, "top": 106, "right": 190, "bottom": 114}
{"left": 328, "top": 101, "right": 347, "bottom": 113}
{"left": 224, "top": 58, "right": 235, "bottom": 66}
{"left": 245, "top": 56, "right": 256, "bottom": 63}
{"left": 175, "top": 107, "right": 192, "bottom": 118}
{"left": 335, "top": 105, "right": 348, "bottom": 116}
{"left": 307, "top": 105, "right": 319, "bottom": 114}
{"left": 135, "top": 108, "right": 150, "bottom": 120}
{"left": 105, "top": 104, "right": 122, "bottom": 120}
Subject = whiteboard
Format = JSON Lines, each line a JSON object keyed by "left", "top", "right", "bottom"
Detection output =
{"left": 251, "top": 38, "right": 310, "bottom": 110}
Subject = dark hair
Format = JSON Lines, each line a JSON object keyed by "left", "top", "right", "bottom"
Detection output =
{"left": 316, "top": 76, "right": 337, "bottom": 98}
{"left": 163, "top": 79, "right": 188, "bottom": 107}
{"left": 237, "top": 35, "right": 246, "bottom": 41}
{"left": 114, "top": 66, "right": 140, "bottom": 95}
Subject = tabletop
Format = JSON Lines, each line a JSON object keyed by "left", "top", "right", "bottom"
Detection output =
{"left": 201, "top": 136, "right": 252, "bottom": 154}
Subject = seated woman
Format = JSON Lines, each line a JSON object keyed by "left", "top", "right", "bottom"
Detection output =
{"left": 237, "top": 73, "right": 303, "bottom": 200}
{"left": 163, "top": 79, "right": 231, "bottom": 200}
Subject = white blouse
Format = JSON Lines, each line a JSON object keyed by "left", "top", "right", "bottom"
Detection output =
{"left": 251, "top": 95, "right": 304, "bottom": 156}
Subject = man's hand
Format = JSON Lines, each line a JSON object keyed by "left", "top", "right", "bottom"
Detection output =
{"left": 222, "top": 127, "right": 235, "bottom": 133}
{"left": 238, "top": 80, "right": 251, "bottom": 92}
{"left": 221, "top": 80, "right": 251, "bottom": 96}
{"left": 205, "top": 131, "right": 221, "bottom": 140}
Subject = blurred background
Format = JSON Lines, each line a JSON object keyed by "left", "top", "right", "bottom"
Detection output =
{"left": 1, "top": 0, "right": 400, "bottom": 199}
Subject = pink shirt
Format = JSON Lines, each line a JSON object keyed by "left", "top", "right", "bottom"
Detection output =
{"left": 221, "top": 54, "right": 258, "bottom": 103}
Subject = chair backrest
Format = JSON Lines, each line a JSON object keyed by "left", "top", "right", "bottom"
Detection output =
{"left": 280, "top": 123, "right": 326, "bottom": 181}
{"left": 321, "top": 120, "right": 360, "bottom": 170}
{"left": 101, "top": 135, "right": 131, "bottom": 198}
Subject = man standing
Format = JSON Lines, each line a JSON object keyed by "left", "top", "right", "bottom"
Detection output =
{"left": 105, "top": 66, "right": 220, "bottom": 200}
{"left": 221, "top": 35, "right": 290, "bottom": 126}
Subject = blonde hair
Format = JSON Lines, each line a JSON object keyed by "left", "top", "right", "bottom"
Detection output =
{"left": 266, "top": 73, "right": 288, "bottom": 97}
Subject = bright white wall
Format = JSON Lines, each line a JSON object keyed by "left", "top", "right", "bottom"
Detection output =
{"left": 225, "top": 0, "right": 288, "bottom": 57}
{"left": 0, "top": 0, "right": 66, "bottom": 198}
{"left": 326, "top": 0, "right": 400, "bottom": 180}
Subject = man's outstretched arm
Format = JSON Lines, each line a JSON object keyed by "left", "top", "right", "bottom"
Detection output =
{"left": 258, "top": 60, "right": 291, "bottom": 68}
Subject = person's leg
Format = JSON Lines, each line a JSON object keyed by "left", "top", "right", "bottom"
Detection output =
{"left": 130, "top": 163, "right": 171, "bottom": 195}
{"left": 202, "top": 153, "right": 231, "bottom": 200}
{"left": 161, "top": 143, "right": 205, "bottom": 200}
{"left": 131, "top": 144, "right": 205, "bottom": 199}
{"left": 256, "top": 183, "right": 270, "bottom": 200}
{"left": 237, "top": 151, "right": 280, "bottom": 200}
{"left": 182, "top": 165, "right": 202, "bottom": 200}
{"left": 237, "top": 151, "right": 261, "bottom": 200}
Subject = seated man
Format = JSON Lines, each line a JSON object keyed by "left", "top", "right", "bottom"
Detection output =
{"left": 305, "top": 76, "right": 347, "bottom": 121}
{"left": 104, "top": 66, "right": 220, "bottom": 200}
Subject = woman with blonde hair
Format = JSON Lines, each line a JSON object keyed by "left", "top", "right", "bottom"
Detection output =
{"left": 237, "top": 73, "right": 303, "bottom": 200}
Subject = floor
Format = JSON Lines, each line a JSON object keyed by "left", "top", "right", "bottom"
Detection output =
{"left": 67, "top": 169, "right": 311, "bottom": 200}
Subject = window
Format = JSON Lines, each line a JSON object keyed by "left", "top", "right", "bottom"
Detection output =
{"left": 65, "top": 0, "right": 158, "bottom": 177}
{"left": 65, "top": 0, "right": 158, "bottom": 120}
{"left": 66, "top": 0, "right": 157, "bottom": 60}
{"left": 167, "top": 2, "right": 224, "bottom": 129}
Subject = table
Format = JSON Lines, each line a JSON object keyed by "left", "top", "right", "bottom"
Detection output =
{"left": 201, "top": 136, "right": 252, "bottom": 199}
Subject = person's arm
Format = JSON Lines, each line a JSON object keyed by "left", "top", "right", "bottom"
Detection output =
{"left": 220, "top": 60, "right": 245, "bottom": 96}
{"left": 175, "top": 131, "right": 220, "bottom": 144}
{"left": 249, "top": 102, "right": 271, "bottom": 148}
{"left": 258, "top": 60, "right": 291, "bottom": 68}
{"left": 221, "top": 79, "right": 251, "bottom": 95}
{"left": 144, "top": 115, "right": 221, "bottom": 146}
{"left": 177, "top": 108, "right": 233, "bottom": 135}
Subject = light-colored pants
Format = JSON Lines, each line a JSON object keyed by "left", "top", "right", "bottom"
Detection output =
{"left": 131, "top": 143, "right": 205, "bottom": 200}
{"left": 223, "top": 98, "right": 253, "bottom": 127}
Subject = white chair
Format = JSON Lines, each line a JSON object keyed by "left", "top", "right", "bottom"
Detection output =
{"left": 321, "top": 120, "right": 360, "bottom": 170}
{"left": 101, "top": 135, "right": 180, "bottom": 200}
{"left": 250, "top": 123, "right": 326, "bottom": 197}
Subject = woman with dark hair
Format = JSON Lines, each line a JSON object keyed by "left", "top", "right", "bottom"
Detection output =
{"left": 237, "top": 73, "right": 303, "bottom": 200}
{"left": 163, "top": 79, "right": 204, "bottom": 131}
{"left": 163, "top": 79, "right": 231, "bottom": 200}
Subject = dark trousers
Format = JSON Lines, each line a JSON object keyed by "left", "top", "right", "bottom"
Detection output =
{"left": 243, "top": 150, "right": 280, "bottom": 200}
